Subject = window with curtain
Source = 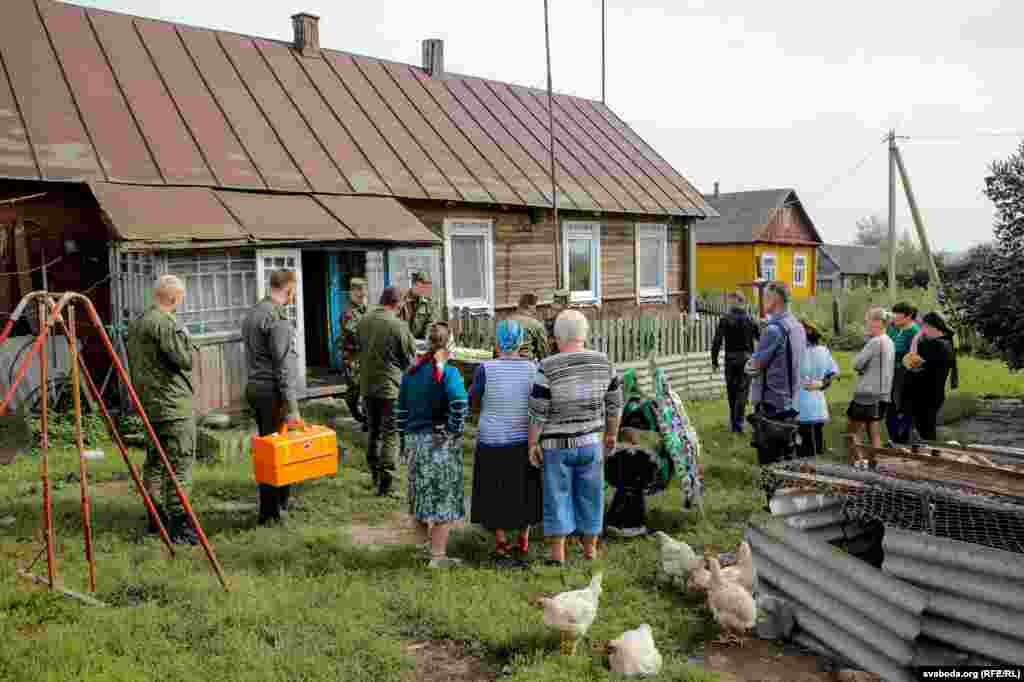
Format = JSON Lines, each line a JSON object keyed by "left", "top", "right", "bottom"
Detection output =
{"left": 760, "top": 253, "right": 777, "bottom": 281}
{"left": 794, "top": 253, "right": 807, "bottom": 287}
{"left": 636, "top": 223, "right": 667, "bottom": 300}
{"left": 563, "top": 222, "right": 601, "bottom": 303}
{"left": 443, "top": 219, "right": 493, "bottom": 312}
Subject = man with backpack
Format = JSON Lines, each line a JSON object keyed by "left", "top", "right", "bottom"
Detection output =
{"left": 746, "top": 282, "right": 807, "bottom": 468}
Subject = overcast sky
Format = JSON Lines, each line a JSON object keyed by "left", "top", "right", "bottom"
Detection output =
{"left": 75, "top": 0, "right": 1024, "bottom": 252}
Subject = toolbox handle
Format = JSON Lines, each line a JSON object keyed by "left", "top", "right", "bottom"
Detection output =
{"left": 278, "top": 419, "right": 308, "bottom": 436}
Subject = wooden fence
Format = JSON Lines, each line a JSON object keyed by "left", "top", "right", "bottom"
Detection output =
{"left": 448, "top": 308, "right": 722, "bottom": 364}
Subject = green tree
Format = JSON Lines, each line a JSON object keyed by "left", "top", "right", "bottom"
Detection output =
{"left": 944, "top": 142, "right": 1024, "bottom": 369}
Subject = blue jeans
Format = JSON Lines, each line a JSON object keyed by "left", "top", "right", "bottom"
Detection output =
{"left": 542, "top": 444, "right": 604, "bottom": 537}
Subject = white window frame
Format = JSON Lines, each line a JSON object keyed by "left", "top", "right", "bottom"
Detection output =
{"left": 760, "top": 252, "right": 777, "bottom": 281}
{"left": 443, "top": 218, "right": 494, "bottom": 314}
{"left": 793, "top": 253, "right": 807, "bottom": 287}
{"left": 563, "top": 221, "right": 602, "bottom": 305}
{"left": 635, "top": 223, "right": 668, "bottom": 303}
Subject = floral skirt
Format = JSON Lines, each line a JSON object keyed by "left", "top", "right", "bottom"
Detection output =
{"left": 406, "top": 431, "right": 465, "bottom": 523}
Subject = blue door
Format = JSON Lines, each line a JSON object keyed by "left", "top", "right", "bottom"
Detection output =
{"left": 326, "top": 252, "right": 369, "bottom": 371}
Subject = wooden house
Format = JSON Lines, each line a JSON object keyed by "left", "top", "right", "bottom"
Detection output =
{"left": 695, "top": 187, "right": 823, "bottom": 300}
{"left": 0, "top": 0, "right": 715, "bottom": 414}
{"left": 817, "top": 244, "right": 884, "bottom": 291}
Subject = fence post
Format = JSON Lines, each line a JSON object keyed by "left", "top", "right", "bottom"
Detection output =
{"left": 833, "top": 298, "right": 841, "bottom": 335}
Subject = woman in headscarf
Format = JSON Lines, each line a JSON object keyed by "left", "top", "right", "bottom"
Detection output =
{"left": 469, "top": 319, "right": 542, "bottom": 567}
{"left": 397, "top": 322, "right": 469, "bottom": 569}
{"left": 904, "top": 312, "right": 958, "bottom": 442}
{"left": 796, "top": 320, "right": 840, "bottom": 457}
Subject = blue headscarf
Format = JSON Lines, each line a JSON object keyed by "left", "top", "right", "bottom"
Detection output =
{"left": 496, "top": 319, "right": 524, "bottom": 354}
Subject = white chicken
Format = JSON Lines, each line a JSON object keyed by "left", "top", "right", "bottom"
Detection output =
{"left": 707, "top": 557, "right": 757, "bottom": 646}
{"left": 535, "top": 573, "right": 603, "bottom": 656}
{"left": 720, "top": 541, "right": 755, "bottom": 595}
{"left": 653, "top": 531, "right": 697, "bottom": 588}
{"left": 608, "top": 624, "right": 664, "bottom": 678}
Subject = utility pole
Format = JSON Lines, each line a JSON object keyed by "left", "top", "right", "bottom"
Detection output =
{"left": 892, "top": 144, "right": 942, "bottom": 294}
{"left": 544, "top": 0, "right": 561, "bottom": 289}
{"left": 601, "top": 0, "right": 606, "bottom": 105}
{"left": 888, "top": 129, "right": 897, "bottom": 295}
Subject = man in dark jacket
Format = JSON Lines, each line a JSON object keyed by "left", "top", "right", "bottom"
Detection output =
{"left": 358, "top": 286, "right": 417, "bottom": 497}
{"left": 242, "top": 269, "right": 302, "bottom": 526}
{"left": 711, "top": 292, "right": 760, "bottom": 433}
{"left": 127, "top": 274, "right": 199, "bottom": 544}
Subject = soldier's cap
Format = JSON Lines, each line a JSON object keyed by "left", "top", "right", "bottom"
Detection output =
{"left": 412, "top": 271, "right": 432, "bottom": 284}
{"left": 350, "top": 277, "right": 367, "bottom": 289}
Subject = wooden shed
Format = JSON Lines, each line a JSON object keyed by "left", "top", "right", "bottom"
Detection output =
{"left": 0, "top": 0, "right": 716, "bottom": 415}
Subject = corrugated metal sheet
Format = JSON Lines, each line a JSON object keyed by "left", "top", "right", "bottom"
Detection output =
{"left": 315, "top": 195, "right": 439, "bottom": 244}
{"left": 0, "top": 0, "right": 713, "bottom": 217}
{"left": 92, "top": 183, "right": 244, "bottom": 241}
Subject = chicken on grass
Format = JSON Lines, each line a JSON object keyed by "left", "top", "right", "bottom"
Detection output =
{"left": 533, "top": 573, "right": 603, "bottom": 656}
{"left": 706, "top": 557, "right": 756, "bottom": 646}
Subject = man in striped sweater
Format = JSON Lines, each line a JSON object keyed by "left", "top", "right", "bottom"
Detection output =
{"left": 528, "top": 310, "right": 623, "bottom": 566}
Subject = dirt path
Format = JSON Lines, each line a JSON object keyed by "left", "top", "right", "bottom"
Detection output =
{"left": 699, "top": 641, "right": 879, "bottom": 682}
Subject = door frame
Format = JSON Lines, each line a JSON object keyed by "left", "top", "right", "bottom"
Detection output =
{"left": 256, "top": 248, "right": 307, "bottom": 394}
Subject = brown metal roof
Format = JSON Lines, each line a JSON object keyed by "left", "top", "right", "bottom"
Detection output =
{"left": 0, "top": 0, "right": 716, "bottom": 218}
{"left": 316, "top": 195, "right": 440, "bottom": 243}
{"left": 91, "top": 182, "right": 439, "bottom": 244}
{"left": 92, "top": 183, "right": 246, "bottom": 241}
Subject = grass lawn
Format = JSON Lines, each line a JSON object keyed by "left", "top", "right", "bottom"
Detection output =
{"left": 0, "top": 353, "right": 1020, "bottom": 681}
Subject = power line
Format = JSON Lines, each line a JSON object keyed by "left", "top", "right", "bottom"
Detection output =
{"left": 811, "top": 136, "right": 889, "bottom": 202}
{"left": 904, "top": 131, "right": 1024, "bottom": 142}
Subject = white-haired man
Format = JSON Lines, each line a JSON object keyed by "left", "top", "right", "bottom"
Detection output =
{"left": 127, "top": 274, "right": 199, "bottom": 545}
{"left": 527, "top": 310, "right": 623, "bottom": 566}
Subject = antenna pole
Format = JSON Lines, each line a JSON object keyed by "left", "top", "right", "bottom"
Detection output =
{"left": 888, "top": 129, "right": 897, "bottom": 295}
{"left": 544, "top": 0, "right": 561, "bottom": 289}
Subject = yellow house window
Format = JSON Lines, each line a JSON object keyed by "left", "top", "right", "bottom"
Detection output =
{"left": 794, "top": 253, "right": 807, "bottom": 287}
{"left": 760, "top": 253, "right": 777, "bottom": 281}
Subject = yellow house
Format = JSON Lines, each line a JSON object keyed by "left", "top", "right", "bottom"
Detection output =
{"left": 696, "top": 188, "right": 822, "bottom": 300}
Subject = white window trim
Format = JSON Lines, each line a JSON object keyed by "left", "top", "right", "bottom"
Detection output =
{"left": 793, "top": 253, "right": 807, "bottom": 287}
{"left": 760, "top": 252, "right": 777, "bottom": 281}
{"left": 443, "top": 218, "right": 495, "bottom": 314}
{"left": 562, "top": 221, "right": 602, "bottom": 305}
{"left": 635, "top": 223, "right": 668, "bottom": 303}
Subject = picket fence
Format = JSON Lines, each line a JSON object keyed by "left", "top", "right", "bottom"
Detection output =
{"left": 448, "top": 308, "right": 721, "bottom": 364}
{"left": 448, "top": 306, "right": 728, "bottom": 400}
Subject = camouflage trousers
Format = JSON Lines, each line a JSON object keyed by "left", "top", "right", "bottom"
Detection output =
{"left": 143, "top": 418, "right": 196, "bottom": 517}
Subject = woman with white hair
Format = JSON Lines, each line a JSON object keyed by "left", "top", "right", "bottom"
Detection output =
{"left": 847, "top": 307, "right": 896, "bottom": 449}
{"left": 527, "top": 310, "right": 623, "bottom": 566}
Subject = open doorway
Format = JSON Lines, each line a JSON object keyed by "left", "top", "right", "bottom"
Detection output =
{"left": 301, "top": 250, "right": 367, "bottom": 398}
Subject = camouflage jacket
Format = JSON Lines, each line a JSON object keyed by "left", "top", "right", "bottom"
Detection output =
{"left": 510, "top": 313, "right": 550, "bottom": 361}
{"left": 399, "top": 292, "right": 437, "bottom": 340}
{"left": 339, "top": 303, "right": 367, "bottom": 365}
{"left": 242, "top": 298, "right": 300, "bottom": 418}
{"left": 126, "top": 306, "right": 197, "bottom": 423}
{"left": 358, "top": 306, "right": 417, "bottom": 400}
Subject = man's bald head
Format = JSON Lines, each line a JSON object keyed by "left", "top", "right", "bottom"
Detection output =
{"left": 554, "top": 309, "right": 588, "bottom": 343}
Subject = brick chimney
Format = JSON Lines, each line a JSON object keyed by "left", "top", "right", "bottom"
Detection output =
{"left": 713, "top": 181, "right": 720, "bottom": 199}
{"left": 422, "top": 39, "right": 444, "bottom": 78}
{"left": 292, "top": 13, "right": 320, "bottom": 57}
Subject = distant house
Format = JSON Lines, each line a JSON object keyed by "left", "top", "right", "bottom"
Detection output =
{"left": 817, "top": 245, "right": 884, "bottom": 291}
{"left": 0, "top": 1, "right": 716, "bottom": 414}
{"left": 696, "top": 187, "right": 823, "bottom": 300}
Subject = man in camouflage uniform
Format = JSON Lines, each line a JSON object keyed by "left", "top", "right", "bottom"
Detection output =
{"left": 127, "top": 275, "right": 199, "bottom": 545}
{"left": 359, "top": 286, "right": 417, "bottom": 498}
{"left": 243, "top": 270, "right": 303, "bottom": 526}
{"left": 544, "top": 289, "right": 571, "bottom": 356}
{"left": 509, "top": 292, "right": 550, "bottom": 361}
{"left": 399, "top": 271, "right": 437, "bottom": 341}
{"left": 338, "top": 277, "right": 368, "bottom": 428}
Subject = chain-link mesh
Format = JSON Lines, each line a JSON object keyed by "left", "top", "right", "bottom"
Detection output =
{"left": 759, "top": 458, "right": 1024, "bottom": 555}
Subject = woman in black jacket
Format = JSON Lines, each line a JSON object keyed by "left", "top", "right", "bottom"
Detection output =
{"left": 904, "top": 312, "right": 958, "bottom": 442}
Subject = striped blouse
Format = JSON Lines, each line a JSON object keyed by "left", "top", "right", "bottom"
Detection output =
{"left": 470, "top": 359, "right": 537, "bottom": 446}
{"left": 528, "top": 350, "right": 623, "bottom": 447}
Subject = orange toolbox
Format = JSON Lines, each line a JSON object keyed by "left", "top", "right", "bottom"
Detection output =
{"left": 253, "top": 421, "right": 338, "bottom": 487}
